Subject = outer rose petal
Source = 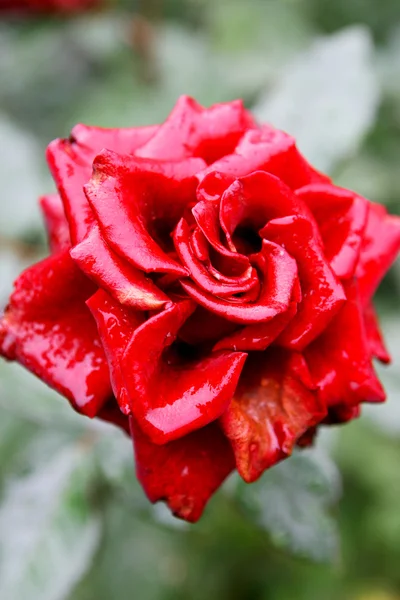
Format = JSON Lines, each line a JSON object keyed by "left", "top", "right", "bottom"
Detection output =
{"left": 136, "top": 95, "right": 255, "bottom": 162}
{"left": 39, "top": 194, "right": 71, "bottom": 253}
{"left": 84, "top": 150, "right": 205, "bottom": 275}
{"left": 305, "top": 279, "right": 386, "bottom": 408}
{"left": 98, "top": 401, "right": 130, "bottom": 435}
{"left": 130, "top": 418, "right": 235, "bottom": 522}
{"left": 363, "top": 302, "right": 391, "bottom": 364}
{"left": 46, "top": 123, "right": 157, "bottom": 244}
{"left": 296, "top": 184, "right": 369, "bottom": 279}
{"left": 220, "top": 349, "right": 326, "bottom": 483}
{"left": 69, "top": 122, "right": 158, "bottom": 156}
{"left": 71, "top": 223, "right": 170, "bottom": 310}
{"left": 86, "top": 289, "right": 145, "bottom": 415}
{"left": 120, "top": 301, "right": 247, "bottom": 444}
{"left": 356, "top": 202, "right": 400, "bottom": 306}
{"left": 263, "top": 215, "right": 346, "bottom": 349}
{"left": 325, "top": 404, "right": 361, "bottom": 424}
{"left": 0, "top": 251, "right": 112, "bottom": 417}
{"left": 199, "top": 126, "right": 331, "bottom": 189}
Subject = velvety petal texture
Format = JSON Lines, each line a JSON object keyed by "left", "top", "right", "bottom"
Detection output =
{"left": 1, "top": 96, "right": 399, "bottom": 522}
{"left": 0, "top": 251, "right": 112, "bottom": 417}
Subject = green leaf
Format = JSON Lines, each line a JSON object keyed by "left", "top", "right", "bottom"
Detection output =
{"left": 0, "top": 439, "right": 101, "bottom": 600}
{"left": 254, "top": 27, "right": 380, "bottom": 173}
{"left": 73, "top": 503, "right": 182, "bottom": 600}
{"left": 234, "top": 450, "right": 341, "bottom": 563}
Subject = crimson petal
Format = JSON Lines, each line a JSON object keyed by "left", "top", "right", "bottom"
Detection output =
{"left": 86, "top": 289, "right": 145, "bottom": 414}
{"left": 130, "top": 418, "right": 235, "bottom": 522}
{"left": 363, "top": 302, "right": 391, "bottom": 364}
{"left": 70, "top": 223, "right": 170, "bottom": 310}
{"left": 219, "top": 171, "right": 317, "bottom": 248}
{"left": 180, "top": 240, "right": 298, "bottom": 324}
{"left": 296, "top": 183, "right": 369, "bottom": 279}
{"left": 263, "top": 215, "right": 345, "bottom": 349}
{"left": 192, "top": 197, "right": 250, "bottom": 275}
{"left": 39, "top": 194, "right": 71, "bottom": 253}
{"left": 46, "top": 123, "right": 157, "bottom": 244}
{"left": 173, "top": 218, "right": 259, "bottom": 298}
{"left": 120, "top": 300, "right": 247, "bottom": 444}
{"left": 199, "top": 126, "right": 331, "bottom": 189}
{"left": 220, "top": 349, "right": 325, "bottom": 483}
{"left": 69, "top": 122, "right": 158, "bottom": 155}
{"left": 178, "top": 306, "right": 239, "bottom": 346}
{"left": 356, "top": 202, "right": 400, "bottom": 306}
{"left": 84, "top": 150, "right": 206, "bottom": 275}
{"left": 0, "top": 251, "right": 112, "bottom": 416}
{"left": 305, "top": 279, "right": 386, "bottom": 408}
{"left": 213, "top": 299, "right": 298, "bottom": 352}
{"left": 136, "top": 95, "right": 255, "bottom": 162}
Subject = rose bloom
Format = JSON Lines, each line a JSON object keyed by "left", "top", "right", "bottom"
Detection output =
{"left": 0, "top": 0, "right": 97, "bottom": 13}
{"left": 1, "top": 97, "right": 400, "bottom": 521}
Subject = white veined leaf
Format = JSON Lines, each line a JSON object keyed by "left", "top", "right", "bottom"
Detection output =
{"left": 0, "top": 116, "right": 46, "bottom": 239}
{"left": 235, "top": 449, "right": 341, "bottom": 563}
{"left": 378, "top": 24, "right": 400, "bottom": 99}
{"left": 0, "top": 441, "right": 101, "bottom": 600}
{"left": 254, "top": 27, "right": 380, "bottom": 173}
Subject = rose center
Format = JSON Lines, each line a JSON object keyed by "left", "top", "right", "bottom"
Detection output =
{"left": 232, "top": 225, "right": 262, "bottom": 255}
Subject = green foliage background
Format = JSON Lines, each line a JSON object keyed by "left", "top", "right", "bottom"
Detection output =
{"left": 0, "top": 1, "right": 400, "bottom": 599}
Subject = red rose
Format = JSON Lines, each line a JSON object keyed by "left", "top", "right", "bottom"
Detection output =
{"left": 0, "top": 0, "right": 97, "bottom": 14}
{"left": 1, "top": 96, "right": 400, "bottom": 521}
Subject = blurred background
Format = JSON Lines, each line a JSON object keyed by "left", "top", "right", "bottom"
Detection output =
{"left": 0, "top": 1, "right": 400, "bottom": 599}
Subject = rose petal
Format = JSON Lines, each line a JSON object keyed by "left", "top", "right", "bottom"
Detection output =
{"left": 71, "top": 223, "right": 170, "bottom": 310}
{"left": 98, "top": 400, "right": 130, "bottom": 435}
{"left": 263, "top": 215, "right": 346, "bottom": 349}
{"left": 219, "top": 171, "right": 314, "bottom": 245}
{"left": 296, "top": 183, "right": 369, "bottom": 279}
{"left": 136, "top": 95, "right": 255, "bottom": 162}
{"left": 173, "top": 218, "right": 259, "bottom": 298}
{"left": 86, "top": 289, "right": 145, "bottom": 414}
{"left": 196, "top": 171, "right": 235, "bottom": 203}
{"left": 84, "top": 150, "right": 207, "bottom": 275}
{"left": 213, "top": 299, "right": 298, "bottom": 352}
{"left": 69, "top": 122, "right": 158, "bottom": 155}
{"left": 180, "top": 239, "right": 298, "bottom": 325}
{"left": 130, "top": 418, "right": 235, "bottom": 522}
{"left": 192, "top": 197, "right": 250, "bottom": 275}
{"left": 220, "top": 349, "right": 325, "bottom": 482}
{"left": 46, "top": 123, "right": 157, "bottom": 244}
{"left": 199, "top": 126, "right": 331, "bottom": 189}
{"left": 0, "top": 251, "right": 112, "bottom": 416}
{"left": 356, "top": 202, "right": 400, "bottom": 306}
{"left": 325, "top": 404, "right": 361, "bottom": 424}
{"left": 305, "top": 279, "right": 386, "bottom": 408}
{"left": 363, "top": 302, "right": 391, "bottom": 364}
{"left": 119, "top": 300, "right": 247, "bottom": 444}
{"left": 39, "top": 194, "right": 71, "bottom": 253}
{"left": 178, "top": 306, "right": 239, "bottom": 346}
